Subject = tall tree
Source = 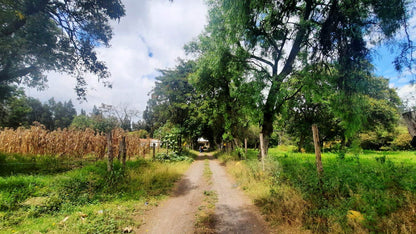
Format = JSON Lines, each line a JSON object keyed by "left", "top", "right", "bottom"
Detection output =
{"left": 0, "top": 91, "right": 31, "bottom": 128}
{"left": 26, "top": 97, "right": 54, "bottom": 129}
{"left": 49, "top": 99, "right": 77, "bottom": 129}
{"left": 0, "top": 0, "right": 125, "bottom": 99}
{"left": 196, "top": 0, "right": 412, "bottom": 154}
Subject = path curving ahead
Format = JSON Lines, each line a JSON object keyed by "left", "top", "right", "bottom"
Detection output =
{"left": 136, "top": 154, "right": 270, "bottom": 234}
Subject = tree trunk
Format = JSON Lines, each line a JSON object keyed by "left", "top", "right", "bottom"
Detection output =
{"left": 312, "top": 124, "right": 323, "bottom": 177}
{"left": 261, "top": 110, "right": 274, "bottom": 156}
{"left": 402, "top": 111, "right": 416, "bottom": 147}
{"left": 178, "top": 135, "right": 182, "bottom": 153}
{"left": 298, "top": 134, "right": 304, "bottom": 152}
{"left": 259, "top": 133, "right": 265, "bottom": 171}
{"left": 233, "top": 138, "right": 238, "bottom": 148}
{"left": 107, "top": 130, "right": 114, "bottom": 172}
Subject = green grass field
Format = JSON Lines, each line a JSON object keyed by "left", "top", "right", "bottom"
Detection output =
{"left": 221, "top": 147, "right": 416, "bottom": 233}
{"left": 0, "top": 152, "right": 193, "bottom": 233}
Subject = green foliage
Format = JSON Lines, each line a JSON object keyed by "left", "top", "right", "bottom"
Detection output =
{"left": 155, "top": 152, "right": 194, "bottom": 163}
{"left": 0, "top": 153, "right": 85, "bottom": 177}
{"left": 0, "top": 90, "right": 31, "bottom": 128}
{"left": 48, "top": 98, "right": 77, "bottom": 130}
{"left": 0, "top": 92, "right": 78, "bottom": 130}
{"left": 223, "top": 148, "right": 416, "bottom": 232}
{"left": 360, "top": 124, "right": 412, "bottom": 150}
{"left": 26, "top": 97, "right": 54, "bottom": 129}
{"left": 70, "top": 114, "right": 94, "bottom": 130}
{"left": 144, "top": 60, "right": 199, "bottom": 137}
{"left": 266, "top": 148, "right": 416, "bottom": 232}
{"left": 186, "top": 0, "right": 411, "bottom": 154}
{"left": 128, "top": 129, "right": 149, "bottom": 138}
{"left": 214, "top": 150, "right": 240, "bottom": 163}
{"left": 0, "top": 0, "right": 125, "bottom": 99}
{"left": 0, "top": 154, "right": 191, "bottom": 232}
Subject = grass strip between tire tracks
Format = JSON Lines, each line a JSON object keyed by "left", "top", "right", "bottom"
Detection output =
{"left": 195, "top": 159, "right": 218, "bottom": 234}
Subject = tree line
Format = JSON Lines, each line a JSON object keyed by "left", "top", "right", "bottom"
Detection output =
{"left": 141, "top": 0, "right": 415, "bottom": 155}
{"left": 0, "top": 89, "right": 148, "bottom": 138}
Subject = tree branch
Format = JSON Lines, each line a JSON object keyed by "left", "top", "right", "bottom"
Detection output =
{"left": 250, "top": 54, "right": 274, "bottom": 68}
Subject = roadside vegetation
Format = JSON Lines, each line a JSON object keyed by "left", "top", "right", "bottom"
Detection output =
{"left": 0, "top": 152, "right": 194, "bottom": 233}
{"left": 218, "top": 147, "right": 416, "bottom": 233}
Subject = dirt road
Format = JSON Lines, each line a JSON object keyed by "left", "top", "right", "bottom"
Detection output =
{"left": 136, "top": 154, "right": 269, "bottom": 234}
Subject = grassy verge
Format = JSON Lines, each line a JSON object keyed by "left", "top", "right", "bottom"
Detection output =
{"left": 195, "top": 159, "right": 217, "bottom": 234}
{"left": 218, "top": 148, "right": 416, "bottom": 233}
{"left": 0, "top": 152, "right": 193, "bottom": 233}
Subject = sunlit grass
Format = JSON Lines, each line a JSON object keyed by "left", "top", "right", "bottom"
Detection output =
{"left": 220, "top": 147, "right": 416, "bottom": 233}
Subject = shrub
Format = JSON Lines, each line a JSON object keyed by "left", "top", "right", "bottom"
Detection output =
{"left": 391, "top": 133, "right": 412, "bottom": 150}
{"left": 155, "top": 152, "right": 194, "bottom": 162}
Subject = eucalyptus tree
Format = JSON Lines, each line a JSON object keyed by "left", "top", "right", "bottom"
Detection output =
{"left": 0, "top": 0, "right": 125, "bottom": 99}
{"left": 196, "top": 0, "right": 412, "bottom": 155}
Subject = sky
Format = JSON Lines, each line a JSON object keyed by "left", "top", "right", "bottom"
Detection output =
{"left": 25, "top": 0, "right": 416, "bottom": 117}
{"left": 25, "top": 0, "right": 208, "bottom": 117}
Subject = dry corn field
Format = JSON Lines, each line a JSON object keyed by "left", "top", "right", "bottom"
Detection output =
{"left": 0, "top": 124, "right": 151, "bottom": 158}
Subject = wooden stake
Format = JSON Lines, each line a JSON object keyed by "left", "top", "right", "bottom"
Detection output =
{"left": 312, "top": 124, "right": 323, "bottom": 176}
{"left": 121, "top": 136, "right": 126, "bottom": 167}
{"left": 107, "top": 130, "right": 113, "bottom": 172}
{"left": 259, "top": 133, "right": 265, "bottom": 171}
{"left": 152, "top": 144, "right": 156, "bottom": 161}
{"left": 244, "top": 138, "right": 247, "bottom": 159}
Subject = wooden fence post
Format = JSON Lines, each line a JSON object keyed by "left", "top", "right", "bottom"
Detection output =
{"left": 121, "top": 136, "right": 126, "bottom": 167}
{"left": 244, "top": 138, "right": 247, "bottom": 159}
{"left": 152, "top": 144, "right": 156, "bottom": 161}
{"left": 259, "top": 133, "right": 265, "bottom": 171}
{"left": 107, "top": 130, "right": 114, "bottom": 172}
{"left": 312, "top": 124, "right": 323, "bottom": 177}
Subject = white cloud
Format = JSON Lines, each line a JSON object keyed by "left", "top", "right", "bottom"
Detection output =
{"left": 397, "top": 84, "right": 416, "bottom": 109}
{"left": 24, "top": 0, "right": 208, "bottom": 118}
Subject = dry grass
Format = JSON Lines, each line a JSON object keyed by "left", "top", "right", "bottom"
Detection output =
{"left": 378, "top": 193, "right": 416, "bottom": 233}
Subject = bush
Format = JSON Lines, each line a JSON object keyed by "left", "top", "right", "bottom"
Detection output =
{"left": 155, "top": 152, "right": 194, "bottom": 162}
{"left": 391, "top": 133, "right": 412, "bottom": 150}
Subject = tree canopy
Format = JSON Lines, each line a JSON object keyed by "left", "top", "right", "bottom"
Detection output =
{"left": 0, "top": 0, "right": 125, "bottom": 99}
{"left": 186, "top": 0, "right": 412, "bottom": 154}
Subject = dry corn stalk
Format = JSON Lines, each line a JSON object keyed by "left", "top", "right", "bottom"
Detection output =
{"left": 0, "top": 123, "right": 150, "bottom": 159}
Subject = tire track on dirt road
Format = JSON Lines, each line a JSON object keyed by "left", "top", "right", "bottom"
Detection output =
{"left": 136, "top": 157, "right": 207, "bottom": 234}
{"left": 135, "top": 154, "right": 270, "bottom": 233}
{"left": 210, "top": 159, "right": 270, "bottom": 234}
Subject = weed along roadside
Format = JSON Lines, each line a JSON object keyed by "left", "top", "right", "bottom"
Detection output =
{"left": 218, "top": 147, "right": 416, "bottom": 233}
{"left": 0, "top": 151, "right": 195, "bottom": 233}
